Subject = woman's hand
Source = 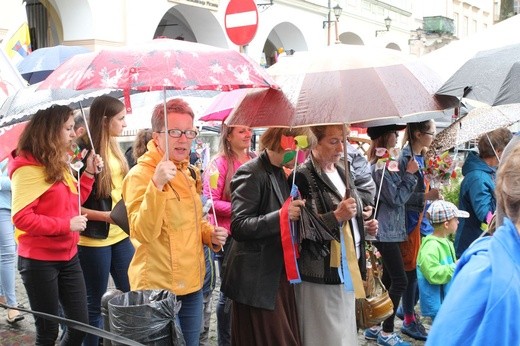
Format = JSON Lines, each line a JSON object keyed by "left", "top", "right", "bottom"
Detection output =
{"left": 334, "top": 197, "right": 357, "bottom": 222}
{"left": 364, "top": 219, "right": 378, "bottom": 237}
{"left": 406, "top": 158, "right": 419, "bottom": 174}
{"left": 288, "top": 199, "right": 305, "bottom": 221}
{"left": 70, "top": 214, "right": 88, "bottom": 232}
{"left": 425, "top": 188, "right": 441, "bottom": 201}
{"left": 152, "top": 154, "right": 176, "bottom": 190}
{"left": 85, "top": 150, "right": 104, "bottom": 174}
{"left": 212, "top": 226, "right": 228, "bottom": 246}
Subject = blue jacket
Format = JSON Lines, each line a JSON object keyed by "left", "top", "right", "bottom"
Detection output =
{"left": 371, "top": 162, "right": 417, "bottom": 242}
{"left": 426, "top": 218, "right": 520, "bottom": 346}
{"left": 398, "top": 145, "right": 433, "bottom": 235}
{"left": 455, "top": 151, "right": 496, "bottom": 257}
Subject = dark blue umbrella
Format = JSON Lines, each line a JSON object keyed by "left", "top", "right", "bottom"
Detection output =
{"left": 16, "top": 45, "right": 90, "bottom": 84}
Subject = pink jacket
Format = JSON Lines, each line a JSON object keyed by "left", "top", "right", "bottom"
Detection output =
{"left": 203, "top": 155, "right": 243, "bottom": 234}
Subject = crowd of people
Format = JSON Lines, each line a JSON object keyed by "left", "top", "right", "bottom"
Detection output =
{"left": 1, "top": 94, "right": 519, "bottom": 346}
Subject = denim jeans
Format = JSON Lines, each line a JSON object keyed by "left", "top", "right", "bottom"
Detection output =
{"left": 78, "top": 237, "right": 134, "bottom": 346}
{"left": 19, "top": 254, "right": 89, "bottom": 346}
{"left": 0, "top": 208, "right": 17, "bottom": 306}
{"left": 177, "top": 290, "right": 203, "bottom": 346}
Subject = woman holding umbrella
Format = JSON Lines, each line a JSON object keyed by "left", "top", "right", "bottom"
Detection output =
{"left": 76, "top": 95, "right": 135, "bottom": 346}
{"left": 364, "top": 125, "right": 418, "bottom": 346}
{"left": 221, "top": 127, "right": 308, "bottom": 345}
{"left": 397, "top": 120, "right": 441, "bottom": 341}
{"left": 290, "top": 124, "right": 378, "bottom": 345}
{"left": 9, "top": 105, "right": 103, "bottom": 345}
{"left": 202, "top": 124, "right": 255, "bottom": 346}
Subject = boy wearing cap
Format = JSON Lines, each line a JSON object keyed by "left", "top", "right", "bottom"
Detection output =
{"left": 417, "top": 200, "right": 469, "bottom": 321}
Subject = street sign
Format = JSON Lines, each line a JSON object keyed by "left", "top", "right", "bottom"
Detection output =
{"left": 224, "top": 0, "right": 258, "bottom": 46}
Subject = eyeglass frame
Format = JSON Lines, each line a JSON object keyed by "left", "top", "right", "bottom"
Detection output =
{"left": 157, "top": 129, "right": 198, "bottom": 139}
{"left": 421, "top": 131, "right": 436, "bottom": 136}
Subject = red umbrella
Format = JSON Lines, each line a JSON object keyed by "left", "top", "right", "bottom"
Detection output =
{"left": 39, "top": 38, "right": 277, "bottom": 157}
{"left": 0, "top": 122, "right": 27, "bottom": 161}
{"left": 39, "top": 38, "right": 277, "bottom": 95}
{"left": 225, "top": 44, "right": 457, "bottom": 128}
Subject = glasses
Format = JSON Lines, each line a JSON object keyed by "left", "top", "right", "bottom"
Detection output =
{"left": 421, "top": 131, "right": 436, "bottom": 136}
{"left": 158, "top": 129, "right": 198, "bottom": 139}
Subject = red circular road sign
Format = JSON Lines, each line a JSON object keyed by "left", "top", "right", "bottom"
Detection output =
{"left": 224, "top": 0, "right": 259, "bottom": 46}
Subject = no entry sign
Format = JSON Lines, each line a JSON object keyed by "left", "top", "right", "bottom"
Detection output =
{"left": 224, "top": 0, "right": 259, "bottom": 46}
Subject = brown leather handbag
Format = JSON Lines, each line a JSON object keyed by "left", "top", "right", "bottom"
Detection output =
{"left": 355, "top": 243, "right": 394, "bottom": 329}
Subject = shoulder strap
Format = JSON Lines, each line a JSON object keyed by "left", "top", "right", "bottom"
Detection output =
{"left": 187, "top": 165, "right": 197, "bottom": 180}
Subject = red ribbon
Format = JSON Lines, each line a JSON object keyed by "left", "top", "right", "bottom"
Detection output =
{"left": 280, "top": 198, "right": 301, "bottom": 283}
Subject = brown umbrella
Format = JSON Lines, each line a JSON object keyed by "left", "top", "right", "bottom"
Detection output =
{"left": 225, "top": 44, "right": 457, "bottom": 128}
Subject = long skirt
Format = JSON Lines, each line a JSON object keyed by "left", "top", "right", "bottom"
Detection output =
{"left": 294, "top": 281, "right": 358, "bottom": 346}
{"left": 231, "top": 275, "right": 301, "bottom": 346}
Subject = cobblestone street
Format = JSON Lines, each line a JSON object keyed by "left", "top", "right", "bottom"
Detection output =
{"left": 1, "top": 273, "right": 428, "bottom": 345}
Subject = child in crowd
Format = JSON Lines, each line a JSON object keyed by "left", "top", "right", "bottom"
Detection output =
{"left": 417, "top": 200, "right": 468, "bottom": 321}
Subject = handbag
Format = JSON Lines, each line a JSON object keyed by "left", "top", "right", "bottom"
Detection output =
{"left": 110, "top": 198, "right": 130, "bottom": 235}
{"left": 82, "top": 190, "right": 111, "bottom": 239}
{"left": 355, "top": 243, "right": 394, "bottom": 329}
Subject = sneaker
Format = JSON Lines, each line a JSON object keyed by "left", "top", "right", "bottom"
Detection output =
{"left": 401, "top": 320, "right": 428, "bottom": 341}
{"left": 364, "top": 327, "right": 381, "bottom": 340}
{"left": 377, "top": 332, "right": 411, "bottom": 346}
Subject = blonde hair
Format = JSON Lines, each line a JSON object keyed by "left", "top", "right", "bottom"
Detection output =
{"left": 82, "top": 95, "right": 129, "bottom": 198}
{"left": 496, "top": 144, "right": 520, "bottom": 224}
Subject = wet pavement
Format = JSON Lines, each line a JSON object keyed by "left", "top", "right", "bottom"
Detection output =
{"left": 1, "top": 272, "right": 427, "bottom": 345}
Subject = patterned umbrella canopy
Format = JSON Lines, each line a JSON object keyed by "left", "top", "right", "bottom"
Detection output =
{"left": 223, "top": 44, "right": 458, "bottom": 128}
{"left": 431, "top": 103, "right": 520, "bottom": 152}
{"left": 39, "top": 38, "right": 277, "bottom": 93}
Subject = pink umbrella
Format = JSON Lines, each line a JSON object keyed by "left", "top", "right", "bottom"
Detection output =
{"left": 199, "top": 88, "right": 249, "bottom": 122}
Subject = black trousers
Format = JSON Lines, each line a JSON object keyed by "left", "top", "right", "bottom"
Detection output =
{"left": 18, "top": 254, "right": 89, "bottom": 346}
{"left": 374, "top": 241, "right": 408, "bottom": 333}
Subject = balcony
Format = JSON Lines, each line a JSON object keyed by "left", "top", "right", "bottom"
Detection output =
{"left": 423, "top": 16, "right": 455, "bottom": 35}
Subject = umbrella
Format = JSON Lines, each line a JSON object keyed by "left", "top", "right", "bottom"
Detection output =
{"left": 436, "top": 43, "right": 520, "bottom": 107}
{"left": 0, "top": 82, "right": 118, "bottom": 127}
{"left": 223, "top": 44, "right": 457, "bottom": 128}
{"left": 298, "top": 204, "right": 340, "bottom": 260}
{"left": 0, "top": 121, "right": 27, "bottom": 161}
{"left": 199, "top": 88, "right": 249, "bottom": 122}
{"left": 0, "top": 49, "right": 26, "bottom": 106}
{"left": 39, "top": 38, "right": 277, "bottom": 94}
{"left": 17, "top": 45, "right": 91, "bottom": 85}
{"left": 38, "top": 38, "right": 277, "bottom": 157}
{"left": 431, "top": 103, "right": 520, "bottom": 152}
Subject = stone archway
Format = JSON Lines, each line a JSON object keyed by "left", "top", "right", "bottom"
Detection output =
{"left": 262, "top": 22, "right": 307, "bottom": 67}
{"left": 154, "top": 5, "right": 227, "bottom": 47}
{"left": 338, "top": 32, "right": 364, "bottom": 45}
{"left": 386, "top": 42, "right": 401, "bottom": 51}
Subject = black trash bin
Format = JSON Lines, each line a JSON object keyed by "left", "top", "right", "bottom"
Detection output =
{"left": 108, "top": 290, "right": 185, "bottom": 346}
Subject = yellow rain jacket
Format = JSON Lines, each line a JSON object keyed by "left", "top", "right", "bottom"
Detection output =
{"left": 122, "top": 140, "right": 220, "bottom": 296}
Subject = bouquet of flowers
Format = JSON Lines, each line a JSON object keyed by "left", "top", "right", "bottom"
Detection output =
{"left": 423, "top": 151, "right": 458, "bottom": 187}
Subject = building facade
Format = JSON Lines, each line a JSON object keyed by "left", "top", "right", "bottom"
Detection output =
{"left": 0, "top": 0, "right": 499, "bottom": 64}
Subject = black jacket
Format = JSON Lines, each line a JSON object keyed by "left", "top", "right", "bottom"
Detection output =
{"left": 221, "top": 151, "right": 289, "bottom": 310}
{"left": 293, "top": 154, "right": 374, "bottom": 283}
